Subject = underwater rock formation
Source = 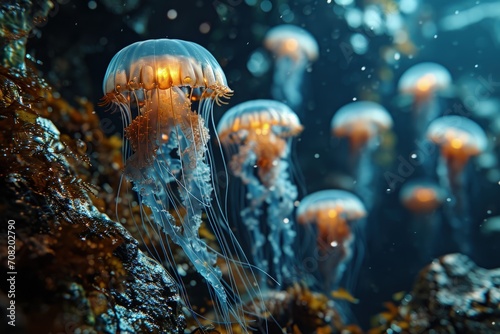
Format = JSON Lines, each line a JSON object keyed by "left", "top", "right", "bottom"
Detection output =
{"left": 0, "top": 1, "right": 185, "bottom": 333}
{"left": 371, "top": 253, "right": 500, "bottom": 334}
{"left": 242, "top": 284, "right": 347, "bottom": 334}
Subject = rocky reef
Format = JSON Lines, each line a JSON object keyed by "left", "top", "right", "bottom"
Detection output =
{"left": 0, "top": 1, "right": 185, "bottom": 333}
{"left": 371, "top": 253, "right": 500, "bottom": 334}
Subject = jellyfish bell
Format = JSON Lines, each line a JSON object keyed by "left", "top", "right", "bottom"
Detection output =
{"left": 217, "top": 99, "right": 303, "bottom": 288}
{"left": 102, "top": 39, "right": 233, "bottom": 176}
{"left": 101, "top": 38, "right": 262, "bottom": 331}
{"left": 297, "top": 190, "right": 367, "bottom": 248}
{"left": 330, "top": 101, "right": 393, "bottom": 151}
{"left": 296, "top": 190, "right": 367, "bottom": 291}
{"left": 264, "top": 25, "right": 319, "bottom": 63}
{"left": 399, "top": 180, "right": 445, "bottom": 214}
{"left": 264, "top": 24, "right": 319, "bottom": 111}
{"left": 218, "top": 99, "right": 303, "bottom": 187}
{"left": 426, "top": 115, "right": 487, "bottom": 174}
{"left": 398, "top": 62, "right": 451, "bottom": 103}
{"left": 102, "top": 39, "right": 232, "bottom": 108}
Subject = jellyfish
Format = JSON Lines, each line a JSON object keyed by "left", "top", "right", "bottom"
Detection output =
{"left": 264, "top": 24, "right": 319, "bottom": 112}
{"left": 217, "top": 99, "right": 303, "bottom": 287}
{"left": 296, "top": 190, "right": 367, "bottom": 293}
{"left": 398, "top": 62, "right": 452, "bottom": 141}
{"left": 101, "top": 38, "right": 258, "bottom": 330}
{"left": 399, "top": 179, "right": 445, "bottom": 261}
{"left": 426, "top": 115, "right": 487, "bottom": 255}
{"left": 330, "top": 101, "right": 393, "bottom": 209}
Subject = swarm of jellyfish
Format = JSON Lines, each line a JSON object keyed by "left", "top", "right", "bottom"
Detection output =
{"left": 330, "top": 101, "right": 393, "bottom": 209}
{"left": 101, "top": 38, "right": 262, "bottom": 330}
{"left": 264, "top": 24, "right": 319, "bottom": 112}
{"left": 296, "top": 190, "right": 367, "bottom": 293}
{"left": 426, "top": 115, "right": 488, "bottom": 256}
{"left": 217, "top": 99, "right": 303, "bottom": 288}
{"left": 94, "top": 1, "right": 500, "bottom": 331}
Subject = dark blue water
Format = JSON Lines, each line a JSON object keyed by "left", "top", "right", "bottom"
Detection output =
{"left": 29, "top": 0, "right": 500, "bottom": 329}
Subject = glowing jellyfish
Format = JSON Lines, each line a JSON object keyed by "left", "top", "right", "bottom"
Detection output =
{"left": 102, "top": 38, "right": 257, "bottom": 329}
{"left": 264, "top": 24, "right": 319, "bottom": 112}
{"left": 426, "top": 115, "right": 487, "bottom": 255}
{"left": 296, "top": 190, "right": 367, "bottom": 292}
{"left": 217, "top": 99, "right": 303, "bottom": 287}
{"left": 398, "top": 62, "right": 452, "bottom": 139}
{"left": 330, "top": 101, "right": 393, "bottom": 209}
{"left": 400, "top": 179, "right": 445, "bottom": 261}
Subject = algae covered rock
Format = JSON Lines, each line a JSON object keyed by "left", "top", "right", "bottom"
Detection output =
{"left": 0, "top": 1, "right": 186, "bottom": 333}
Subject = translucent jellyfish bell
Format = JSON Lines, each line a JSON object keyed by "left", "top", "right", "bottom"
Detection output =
{"left": 102, "top": 38, "right": 259, "bottom": 330}
{"left": 331, "top": 101, "right": 393, "bottom": 151}
{"left": 218, "top": 99, "right": 303, "bottom": 287}
{"left": 426, "top": 115, "right": 487, "bottom": 256}
{"left": 296, "top": 190, "right": 366, "bottom": 291}
{"left": 264, "top": 25, "right": 319, "bottom": 111}
{"left": 427, "top": 115, "right": 487, "bottom": 173}
{"left": 330, "top": 101, "right": 393, "bottom": 209}
{"left": 218, "top": 99, "right": 303, "bottom": 186}
{"left": 398, "top": 62, "right": 451, "bottom": 101}
{"left": 400, "top": 180, "right": 445, "bottom": 214}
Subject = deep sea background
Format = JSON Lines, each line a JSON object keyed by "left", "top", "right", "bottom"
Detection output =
{"left": 28, "top": 0, "right": 500, "bottom": 329}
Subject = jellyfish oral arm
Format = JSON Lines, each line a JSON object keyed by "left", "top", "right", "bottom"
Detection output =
{"left": 124, "top": 87, "right": 230, "bottom": 313}
{"left": 231, "top": 143, "right": 269, "bottom": 280}
{"left": 265, "top": 158, "right": 298, "bottom": 285}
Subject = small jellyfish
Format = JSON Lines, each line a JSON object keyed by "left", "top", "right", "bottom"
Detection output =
{"left": 330, "top": 101, "right": 393, "bottom": 209}
{"left": 102, "top": 38, "right": 258, "bottom": 330}
{"left": 426, "top": 115, "right": 487, "bottom": 255}
{"left": 217, "top": 99, "right": 303, "bottom": 287}
{"left": 296, "top": 190, "right": 367, "bottom": 293}
{"left": 264, "top": 24, "right": 319, "bottom": 112}
{"left": 398, "top": 62, "right": 452, "bottom": 140}
{"left": 399, "top": 179, "right": 445, "bottom": 261}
